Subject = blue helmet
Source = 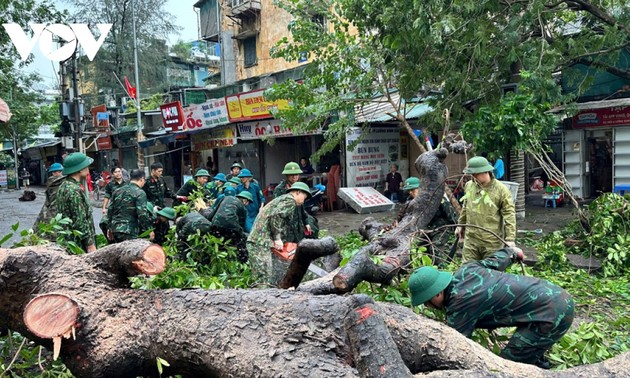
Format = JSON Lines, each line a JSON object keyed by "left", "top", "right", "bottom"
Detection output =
{"left": 48, "top": 163, "right": 63, "bottom": 172}
{"left": 223, "top": 187, "right": 236, "bottom": 196}
{"left": 238, "top": 169, "right": 253, "bottom": 178}
{"left": 214, "top": 172, "right": 227, "bottom": 182}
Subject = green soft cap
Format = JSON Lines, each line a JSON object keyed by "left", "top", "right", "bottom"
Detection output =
{"left": 463, "top": 156, "right": 494, "bottom": 174}
{"left": 408, "top": 267, "right": 453, "bottom": 306}
{"left": 157, "top": 207, "right": 176, "bottom": 220}
{"left": 62, "top": 153, "right": 93, "bottom": 175}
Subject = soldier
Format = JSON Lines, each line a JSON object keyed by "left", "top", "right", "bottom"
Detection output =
{"left": 206, "top": 172, "right": 227, "bottom": 201}
{"left": 455, "top": 156, "right": 516, "bottom": 261}
{"left": 236, "top": 168, "right": 265, "bottom": 233}
{"left": 247, "top": 182, "right": 311, "bottom": 285}
{"left": 144, "top": 162, "right": 177, "bottom": 208}
{"left": 107, "top": 169, "right": 154, "bottom": 243}
{"left": 209, "top": 191, "right": 252, "bottom": 262}
{"left": 176, "top": 168, "right": 212, "bottom": 204}
{"left": 175, "top": 210, "right": 213, "bottom": 261}
{"left": 226, "top": 162, "right": 242, "bottom": 181}
{"left": 227, "top": 177, "right": 241, "bottom": 189}
{"left": 33, "top": 163, "right": 65, "bottom": 233}
{"left": 151, "top": 207, "right": 176, "bottom": 246}
{"left": 100, "top": 167, "right": 128, "bottom": 241}
{"left": 273, "top": 162, "right": 315, "bottom": 242}
{"left": 56, "top": 153, "right": 96, "bottom": 253}
{"left": 408, "top": 248, "right": 574, "bottom": 369}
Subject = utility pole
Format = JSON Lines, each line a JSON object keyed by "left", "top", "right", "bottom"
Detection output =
{"left": 132, "top": 0, "right": 145, "bottom": 170}
{"left": 71, "top": 53, "right": 82, "bottom": 153}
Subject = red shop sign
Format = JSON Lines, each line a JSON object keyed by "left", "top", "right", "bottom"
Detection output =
{"left": 160, "top": 101, "right": 185, "bottom": 132}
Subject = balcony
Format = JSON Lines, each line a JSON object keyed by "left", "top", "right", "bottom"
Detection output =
{"left": 231, "top": 0, "right": 261, "bottom": 17}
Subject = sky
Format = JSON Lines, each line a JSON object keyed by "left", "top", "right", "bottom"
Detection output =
{"left": 23, "top": 0, "right": 200, "bottom": 89}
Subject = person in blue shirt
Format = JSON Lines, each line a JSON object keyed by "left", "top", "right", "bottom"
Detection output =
{"left": 236, "top": 168, "right": 265, "bottom": 232}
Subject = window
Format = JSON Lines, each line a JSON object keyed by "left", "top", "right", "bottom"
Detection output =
{"left": 243, "top": 36, "right": 257, "bottom": 67}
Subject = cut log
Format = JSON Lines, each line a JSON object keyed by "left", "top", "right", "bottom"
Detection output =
{"left": 23, "top": 294, "right": 79, "bottom": 339}
{"left": 0, "top": 242, "right": 627, "bottom": 377}
{"left": 279, "top": 236, "right": 339, "bottom": 289}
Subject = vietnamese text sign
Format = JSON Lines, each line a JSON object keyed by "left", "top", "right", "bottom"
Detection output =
{"left": 237, "top": 119, "right": 323, "bottom": 140}
{"left": 0, "top": 170, "right": 7, "bottom": 186}
{"left": 191, "top": 126, "right": 237, "bottom": 151}
{"left": 226, "top": 89, "right": 290, "bottom": 122}
{"left": 572, "top": 106, "right": 630, "bottom": 128}
{"left": 337, "top": 187, "right": 395, "bottom": 214}
{"left": 183, "top": 98, "right": 229, "bottom": 132}
{"left": 160, "top": 101, "right": 185, "bottom": 132}
{"left": 345, "top": 127, "right": 400, "bottom": 187}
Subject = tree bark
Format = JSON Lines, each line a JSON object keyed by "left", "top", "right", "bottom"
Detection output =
{"left": 0, "top": 241, "right": 627, "bottom": 377}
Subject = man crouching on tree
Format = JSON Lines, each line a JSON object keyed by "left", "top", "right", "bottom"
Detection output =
{"left": 247, "top": 182, "right": 311, "bottom": 286}
{"left": 408, "top": 247, "right": 574, "bottom": 369}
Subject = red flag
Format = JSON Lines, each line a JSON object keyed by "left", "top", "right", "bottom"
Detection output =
{"left": 124, "top": 76, "right": 137, "bottom": 99}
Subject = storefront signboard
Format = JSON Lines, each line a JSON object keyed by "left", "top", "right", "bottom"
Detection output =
{"left": 160, "top": 101, "right": 185, "bottom": 132}
{"left": 191, "top": 125, "right": 237, "bottom": 151}
{"left": 572, "top": 106, "right": 630, "bottom": 128}
{"left": 337, "top": 187, "right": 394, "bottom": 214}
{"left": 226, "top": 89, "right": 290, "bottom": 122}
{"left": 345, "top": 127, "right": 400, "bottom": 187}
{"left": 236, "top": 118, "right": 322, "bottom": 140}
{"left": 182, "top": 98, "right": 229, "bottom": 132}
{"left": 0, "top": 170, "right": 7, "bottom": 186}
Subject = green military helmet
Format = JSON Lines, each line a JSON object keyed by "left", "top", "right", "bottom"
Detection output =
{"left": 62, "top": 152, "right": 93, "bottom": 175}
{"left": 463, "top": 156, "right": 494, "bottom": 174}
{"left": 231, "top": 162, "right": 243, "bottom": 169}
{"left": 195, "top": 169, "right": 211, "bottom": 178}
{"left": 146, "top": 201, "right": 155, "bottom": 213}
{"left": 403, "top": 177, "right": 420, "bottom": 191}
{"left": 48, "top": 163, "right": 63, "bottom": 172}
{"left": 228, "top": 177, "right": 241, "bottom": 186}
{"left": 287, "top": 181, "right": 312, "bottom": 199}
{"left": 157, "top": 207, "right": 176, "bottom": 220}
{"left": 213, "top": 172, "right": 227, "bottom": 182}
{"left": 236, "top": 191, "right": 253, "bottom": 202}
{"left": 408, "top": 266, "right": 453, "bottom": 306}
{"left": 282, "top": 161, "right": 303, "bottom": 175}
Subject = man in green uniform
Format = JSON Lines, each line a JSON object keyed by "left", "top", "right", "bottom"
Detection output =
{"left": 151, "top": 207, "right": 176, "bottom": 246}
{"left": 33, "top": 162, "right": 65, "bottom": 235}
{"left": 56, "top": 153, "right": 96, "bottom": 253}
{"left": 144, "top": 162, "right": 177, "bottom": 208}
{"left": 100, "top": 166, "right": 127, "bottom": 241}
{"left": 107, "top": 169, "right": 154, "bottom": 243}
{"left": 175, "top": 210, "right": 213, "bottom": 261}
{"left": 176, "top": 168, "right": 212, "bottom": 204}
{"left": 209, "top": 191, "right": 251, "bottom": 262}
{"left": 408, "top": 248, "right": 574, "bottom": 369}
{"left": 456, "top": 156, "right": 516, "bottom": 261}
{"left": 247, "top": 182, "right": 311, "bottom": 285}
{"left": 273, "top": 161, "right": 316, "bottom": 241}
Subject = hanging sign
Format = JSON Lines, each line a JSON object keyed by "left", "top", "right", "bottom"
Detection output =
{"left": 160, "top": 101, "right": 185, "bottom": 132}
{"left": 191, "top": 125, "right": 237, "bottom": 151}
{"left": 226, "top": 89, "right": 290, "bottom": 122}
{"left": 236, "top": 118, "right": 322, "bottom": 140}
{"left": 572, "top": 106, "right": 630, "bottom": 128}
{"left": 182, "top": 98, "right": 229, "bottom": 131}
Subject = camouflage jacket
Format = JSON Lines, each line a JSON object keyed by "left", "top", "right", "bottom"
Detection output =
{"left": 177, "top": 179, "right": 211, "bottom": 201}
{"left": 459, "top": 179, "right": 516, "bottom": 245}
{"left": 56, "top": 177, "right": 95, "bottom": 251}
{"left": 177, "top": 211, "right": 212, "bottom": 240}
{"left": 445, "top": 250, "right": 574, "bottom": 337}
{"left": 273, "top": 179, "right": 308, "bottom": 243}
{"left": 104, "top": 179, "right": 127, "bottom": 199}
{"left": 33, "top": 175, "right": 66, "bottom": 230}
{"left": 107, "top": 182, "right": 153, "bottom": 237}
{"left": 247, "top": 194, "right": 296, "bottom": 246}
{"left": 210, "top": 196, "right": 247, "bottom": 233}
{"left": 144, "top": 176, "right": 176, "bottom": 208}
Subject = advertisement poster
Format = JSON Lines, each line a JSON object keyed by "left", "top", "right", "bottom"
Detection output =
{"left": 237, "top": 119, "right": 322, "bottom": 140}
{"left": 345, "top": 127, "right": 400, "bottom": 187}
{"left": 191, "top": 126, "right": 237, "bottom": 151}
{"left": 572, "top": 106, "right": 630, "bottom": 128}
{"left": 182, "top": 98, "right": 229, "bottom": 132}
{"left": 0, "top": 170, "right": 7, "bottom": 186}
{"left": 226, "top": 89, "right": 290, "bottom": 122}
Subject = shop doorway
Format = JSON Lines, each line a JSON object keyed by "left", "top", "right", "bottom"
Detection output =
{"left": 588, "top": 136, "right": 613, "bottom": 196}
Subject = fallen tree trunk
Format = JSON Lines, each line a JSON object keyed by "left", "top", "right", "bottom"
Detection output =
{"left": 0, "top": 241, "right": 627, "bottom": 377}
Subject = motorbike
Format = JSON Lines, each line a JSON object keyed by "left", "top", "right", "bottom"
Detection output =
{"left": 304, "top": 184, "right": 326, "bottom": 216}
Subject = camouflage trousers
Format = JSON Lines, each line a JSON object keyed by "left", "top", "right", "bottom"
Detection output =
{"left": 461, "top": 237, "right": 504, "bottom": 262}
{"left": 499, "top": 293, "right": 575, "bottom": 365}
{"left": 112, "top": 232, "right": 135, "bottom": 243}
{"left": 246, "top": 241, "right": 290, "bottom": 286}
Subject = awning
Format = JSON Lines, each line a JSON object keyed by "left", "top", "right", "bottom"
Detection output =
{"left": 22, "top": 139, "right": 61, "bottom": 150}
{"left": 355, "top": 92, "right": 433, "bottom": 123}
{"left": 548, "top": 98, "right": 630, "bottom": 114}
{"left": 1, "top": 141, "right": 13, "bottom": 151}
{"left": 138, "top": 133, "right": 177, "bottom": 148}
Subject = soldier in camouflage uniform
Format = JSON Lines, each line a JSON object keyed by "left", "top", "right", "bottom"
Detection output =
{"left": 56, "top": 153, "right": 96, "bottom": 253}
{"left": 151, "top": 207, "right": 175, "bottom": 246}
{"left": 208, "top": 191, "right": 251, "bottom": 262}
{"left": 144, "top": 162, "right": 177, "bottom": 208}
{"left": 272, "top": 162, "right": 317, "bottom": 242}
{"left": 107, "top": 169, "right": 154, "bottom": 243}
{"left": 456, "top": 156, "right": 516, "bottom": 261}
{"left": 100, "top": 166, "right": 127, "bottom": 241}
{"left": 33, "top": 163, "right": 65, "bottom": 234}
{"left": 408, "top": 248, "right": 574, "bottom": 369}
{"left": 175, "top": 210, "right": 213, "bottom": 261}
{"left": 247, "top": 182, "right": 311, "bottom": 285}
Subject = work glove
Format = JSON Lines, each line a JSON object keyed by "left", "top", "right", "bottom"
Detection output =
{"left": 153, "top": 206, "right": 160, "bottom": 213}
{"left": 510, "top": 247, "right": 525, "bottom": 262}
{"left": 454, "top": 226, "right": 464, "bottom": 240}
{"left": 176, "top": 196, "right": 188, "bottom": 202}
{"left": 304, "top": 224, "right": 312, "bottom": 236}
{"left": 273, "top": 239, "right": 283, "bottom": 251}
{"left": 505, "top": 241, "right": 516, "bottom": 248}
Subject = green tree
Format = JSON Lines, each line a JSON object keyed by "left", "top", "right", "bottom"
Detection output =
{"left": 66, "top": 0, "right": 178, "bottom": 106}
